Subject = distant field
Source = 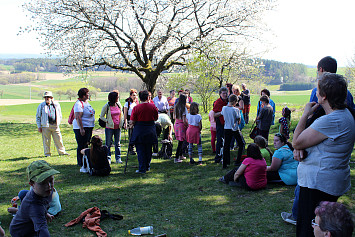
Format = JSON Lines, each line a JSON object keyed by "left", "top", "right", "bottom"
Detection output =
{"left": 306, "top": 67, "right": 347, "bottom": 78}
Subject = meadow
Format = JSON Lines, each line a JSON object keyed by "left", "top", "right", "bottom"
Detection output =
{"left": 0, "top": 73, "right": 354, "bottom": 237}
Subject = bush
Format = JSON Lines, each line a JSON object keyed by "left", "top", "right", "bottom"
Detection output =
{"left": 279, "top": 83, "right": 315, "bottom": 91}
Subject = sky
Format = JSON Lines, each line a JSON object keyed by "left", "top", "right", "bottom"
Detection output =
{"left": 0, "top": 0, "right": 354, "bottom": 67}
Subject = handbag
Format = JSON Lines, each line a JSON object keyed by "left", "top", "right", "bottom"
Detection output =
{"left": 98, "top": 103, "right": 109, "bottom": 128}
{"left": 249, "top": 121, "right": 258, "bottom": 139}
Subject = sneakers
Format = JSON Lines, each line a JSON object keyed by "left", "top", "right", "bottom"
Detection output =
{"left": 174, "top": 158, "right": 182, "bottom": 163}
{"left": 116, "top": 158, "right": 123, "bottom": 164}
{"left": 80, "top": 167, "right": 89, "bottom": 173}
{"left": 189, "top": 159, "right": 196, "bottom": 165}
{"left": 219, "top": 177, "right": 227, "bottom": 184}
{"left": 197, "top": 161, "right": 203, "bottom": 165}
{"left": 281, "top": 212, "right": 297, "bottom": 225}
{"left": 135, "top": 170, "right": 146, "bottom": 174}
{"left": 60, "top": 152, "right": 70, "bottom": 156}
{"left": 152, "top": 153, "right": 158, "bottom": 157}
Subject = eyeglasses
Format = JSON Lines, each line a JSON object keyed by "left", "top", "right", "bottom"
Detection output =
{"left": 311, "top": 219, "right": 319, "bottom": 227}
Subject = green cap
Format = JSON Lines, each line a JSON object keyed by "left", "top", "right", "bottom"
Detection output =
{"left": 26, "top": 160, "right": 60, "bottom": 183}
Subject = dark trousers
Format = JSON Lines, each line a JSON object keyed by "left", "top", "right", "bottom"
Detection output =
{"left": 223, "top": 167, "right": 249, "bottom": 189}
{"left": 136, "top": 143, "right": 153, "bottom": 173}
{"left": 266, "top": 171, "right": 283, "bottom": 183}
{"left": 223, "top": 129, "right": 245, "bottom": 168}
{"left": 74, "top": 127, "right": 93, "bottom": 166}
{"left": 257, "top": 129, "right": 270, "bottom": 142}
{"left": 296, "top": 187, "right": 339, "bottom": 237}
{"left": 215, "top": 119, "right": 224, "bottom": 162}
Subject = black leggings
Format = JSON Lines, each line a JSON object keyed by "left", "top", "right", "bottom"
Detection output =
{"left": 175, "top": 140, "right": 184, "bottom": 158}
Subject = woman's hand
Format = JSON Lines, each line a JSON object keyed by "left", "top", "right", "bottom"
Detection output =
{"left": 80, "top": 128, "right": 85, "bottom": 136}
{"left": 302, "top": 102, "right": 319, "bottom": 118}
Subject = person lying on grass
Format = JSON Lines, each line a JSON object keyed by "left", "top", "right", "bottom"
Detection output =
{"left": 10, "top": 160, "right": 60, "bottom": 237}
{"left": 219, "top": 143, "right": 267, "bottom": 190}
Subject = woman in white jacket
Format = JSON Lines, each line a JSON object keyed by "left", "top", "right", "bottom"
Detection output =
{"left": 100, "top": 90, "right": 124, "bottom": 163}
{"left": 36, "top": 91, "right": 68, "bottom": 157}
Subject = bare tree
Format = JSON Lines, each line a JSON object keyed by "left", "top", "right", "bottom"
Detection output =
{"left": 24, "top": 0, "right": 274, "bottom": 93}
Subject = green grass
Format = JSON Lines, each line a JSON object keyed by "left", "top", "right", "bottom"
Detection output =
{"left": 0, "top": 95, "right": 354, "bottom": 236}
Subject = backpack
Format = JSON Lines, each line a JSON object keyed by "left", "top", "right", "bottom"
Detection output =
{"left": 68, "top": 100, "right": 84, "bottom": 125}
{"left": 158, "top": 139, "right": 173, "bottom": 159}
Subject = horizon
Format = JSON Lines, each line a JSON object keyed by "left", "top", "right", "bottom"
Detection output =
{"left": 1, "top": 0, "right": 355, "bottom": 67}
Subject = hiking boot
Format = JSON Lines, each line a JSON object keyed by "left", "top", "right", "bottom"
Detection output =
{"left": 281, "top": 212, "right": 296, "bottom": 225}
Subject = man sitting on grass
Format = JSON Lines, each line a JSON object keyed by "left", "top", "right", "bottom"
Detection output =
{"left": 10, "top": 160, "right": 60, "bottom": 237}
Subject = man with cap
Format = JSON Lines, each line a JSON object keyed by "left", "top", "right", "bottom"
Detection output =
{"left": 10, "top": 160, "right": 60, "bottom": 237}
{"left": 36, "top": 91, "right": 68, "bottom": 157}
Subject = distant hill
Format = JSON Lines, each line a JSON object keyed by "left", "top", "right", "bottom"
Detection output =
{"left": 0, "top": 54, "right": 46, "bottom": 59}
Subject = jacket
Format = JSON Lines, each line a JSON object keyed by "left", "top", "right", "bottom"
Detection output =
{"left": 36, "top": 101, "right": 62, "bottom": 128}
{"left": 99, "top": 102, "right": 124, "bottom": 129}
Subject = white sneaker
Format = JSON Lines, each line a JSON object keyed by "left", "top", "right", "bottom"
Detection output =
{"left": 152, "top": 153, "right": 158, "bottom": 157}
{"left": 116, "top": 158, "right": 123, "bottom": 164}
{"left": 80, "top": 167, "right": 89, "bottom": 173}
{"left": 281, "top": 212, "right": 296, "bottom": 225}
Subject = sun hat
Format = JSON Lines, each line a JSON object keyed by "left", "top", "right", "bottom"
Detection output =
{"left": 27, "top": 160, "right": 60, "bottom": 183}
{"left": 43, "top": 91, "right": 53, "bottom": 98}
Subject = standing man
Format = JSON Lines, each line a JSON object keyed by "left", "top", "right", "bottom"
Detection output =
{"left": 213, "top": 87, "right": 228, "bottom": 163}
{"left": 241, "top": 83, "right": 251, "bottom": 124}
{"left": 153, "top": 89, "right": 169, "bottom": 114}
{"left": 36, "top": 91, "right": 68, "bottom": 157}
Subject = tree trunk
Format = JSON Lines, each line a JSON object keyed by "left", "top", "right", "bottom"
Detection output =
{"left": 143, "top": 72, "right": 159, "bottom": 94}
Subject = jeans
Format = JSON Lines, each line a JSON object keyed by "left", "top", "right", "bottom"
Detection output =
{"left": 223, "top": 129, "right": 245, "bottom": 168}
{"left": 105, "top": 128, "right": 121, "bottom": 161}
{"left": 74, "top": 127, "right": 93, "bottom": 166}
{"left": 292, "top": 184, "right": 300, "bottom": 219}
{"left": 215, "top": 119, "right": 224, "bottom": 162}
{"left": 136, "top": 143, "right": 153, "bottom": 173}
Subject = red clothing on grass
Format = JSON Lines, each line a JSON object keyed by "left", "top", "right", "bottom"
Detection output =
{"left": 242, "top": 157, "right": 267, "bottom": 190}
{"left": 130, "top": 103, "right": 158, "bottom": 122}
{"left": 213, "top": 97, "right": 228, "bottom": 125}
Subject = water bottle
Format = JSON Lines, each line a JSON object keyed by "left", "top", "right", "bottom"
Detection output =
{"left": 128, "top": 226, "right": 153, "bottom": 235}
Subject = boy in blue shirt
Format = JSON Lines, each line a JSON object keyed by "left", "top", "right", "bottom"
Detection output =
{"left": 10, "top": 160, "right": 60, "bottom": 237}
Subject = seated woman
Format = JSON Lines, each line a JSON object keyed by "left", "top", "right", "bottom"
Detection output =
{"left": 254, "top": 135, "right": 273, "bottom": 163}
{"left": 267, "top": 133, "right": 298, "bottom": 185}
{"left": 81, "top": 135, "right": 111, "bottom": 176}
{"left": 219, "top": 143, "right": 267, "bottom": 191}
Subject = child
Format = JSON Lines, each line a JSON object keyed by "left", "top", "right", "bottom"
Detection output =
{"left": 254, "top": 135, "right": 273, "bottom": 163}
{"left": 256, "top": 95, "right": 273, "bottom": 142}
{"left": 186, "top": 102, "right": 203, "bottom": 165}
{"left": 279, "top": 106, "right": 291, "bottom": 140}
{"left": 8, "top": 188, "right": 61, "bottom": 216}
{"left": 221, "top": 94, "right": 246, "bottom": 168}
{"left": 81, "top": 135, "right": 111, "bottom": 176}
{"left": 173, "top": 94, "right": 188, "bottom": 163}
{"left": 10, "top": 160, "right": 60, "bottom": 236}
{"left": 219, "top": 143, "right": 267, "bottom": 190}
{"left": 208, "top": 110, "right": 216, "bottom": 153}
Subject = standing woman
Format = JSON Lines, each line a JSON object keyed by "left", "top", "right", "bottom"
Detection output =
{"left": 129, "top": 90, "right": 158, "bottom": 174}
{"left": 100, "top": 91, "right": 124, "bottom": 164}
{"left": 174, "top": 93, "right": 188, "bottom": 163}
{"left": 73, "top": 88, "right": 95, "bottom": 167}
{"left": 124, "top": 89, "right": 138, "bottom": 155}
{"left": 292, "top": 73, "right": 355, "bottom": 236}
{"left": 232, "top": 85, "right": 244, "bottom": 110}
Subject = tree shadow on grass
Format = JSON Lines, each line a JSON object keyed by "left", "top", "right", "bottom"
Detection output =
{"left": 0, "top": 122, "right": 37, "bottom": 137}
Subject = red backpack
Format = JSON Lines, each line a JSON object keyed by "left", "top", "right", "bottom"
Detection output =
{"left": 68, "top": 100, "right": 84, "bottom": 125}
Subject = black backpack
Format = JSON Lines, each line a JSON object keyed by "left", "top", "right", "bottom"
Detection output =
{"left": 158, "top": 139, "right": 173, "bottom": 159}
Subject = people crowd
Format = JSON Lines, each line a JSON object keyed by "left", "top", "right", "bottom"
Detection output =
{"left": 4, "top": 56, "right": 355, "bottom": 237}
